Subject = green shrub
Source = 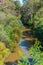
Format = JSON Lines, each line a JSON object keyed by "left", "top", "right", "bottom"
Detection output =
{"left": 18, "top": 40, "right": 43, "bottom": 65}
{"left": 29, "top": 39, "right": 43, "bottom": 65}
{"left": 0, "top": 12, "right": 22, "bottom": 51}
{"left": 8, "top": 42, "right": 16, "bottom": 52}
{"left": 18, "top": 52, "right": 29, "bottom": 65}
{"left": 34, "top": 8, "right": 43, "bottom": 39}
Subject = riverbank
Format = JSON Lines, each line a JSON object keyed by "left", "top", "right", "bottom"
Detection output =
{"left": 5, "top": 27, "right": 36, "bottom": 64}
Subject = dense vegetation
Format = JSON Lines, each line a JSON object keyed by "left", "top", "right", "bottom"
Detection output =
{"left": 0, "top": 0, "right": 22, "bottom": 64}
{"left": 0, "top": 0, "right": 43, "bottom": 65}
{"left": 21, "top": 0, "right": 43, "bottom": 48}
{"left": 18, "top": 40, "right": 43, "bottom": 65}
{"left": 0, "top": 12, "right": 22, "bottom": 51}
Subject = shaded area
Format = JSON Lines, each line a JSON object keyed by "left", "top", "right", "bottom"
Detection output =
{"left": 5, "top": 58, "right": 33, "bottom": 65}
{"left": 20, "top": 27, "right": 35, "bottom": 57}
{"left": 5, "top": 61, "right": 18, "bottom": 65}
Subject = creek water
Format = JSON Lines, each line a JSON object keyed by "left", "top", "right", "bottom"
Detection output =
{"left": 20, "top": 39, "right": 29, "bottom": 55}
{"left": 20, "top": 39, "right": 33, "bottom": 65}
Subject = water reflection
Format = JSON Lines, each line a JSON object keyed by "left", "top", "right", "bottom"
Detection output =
{"left": 20, "top": 39, "right": 32, "bottom": 50}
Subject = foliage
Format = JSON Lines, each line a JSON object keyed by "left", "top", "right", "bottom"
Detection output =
{"left": 10, "top": 27, "right": 22, "bottom": 43}
{"left": 18, "top": 61, "right": 28, "bottom": 65}
{"left": 0, "top": 42, "right": 10, "bottom": 65}
{"left": 18, "top": 40, "right": 43, "bottom": 65}
{"left": 34, "top": 8, "right": 43, "bottom": 28}
{"left": 0, "top": 24, "right": 11, "bottom": 44}
{"left": 0, "top": 0, "right": 16, "bottom": 15}
{"left": 34, "top": 8, "right": 43, "bottom": 39}
{"left": 18, "top": 51, "right": 29, "bottom": 65}
{"left": 29, "top": 39, "right": 43, "bottom": 65}
{"left": 21, "top": 0, "right": 41, "bottom": 26}
{"left": 0, "top": 12, "right": 22, "bottom": 51}
{"left": 0, "top": 0, "right": 43, "bottom": 65}
{"left": 21, "top": 0, "right": 43, "bottom": 39}
{"left": 0, "top": 0, "right": 21, "bottom": 16}
{"left": 8, "top": 42, "right": 16, "bottom": 52}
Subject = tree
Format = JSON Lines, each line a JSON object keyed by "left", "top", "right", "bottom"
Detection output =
{"left": 21, "top": 0, "right": 41, "bottom": 26}
{"left": 34, "top": 8, "right": 43, "bottom": 39}
{"left": 0, "top": 12, "right": 22, "bottom": 51}
{"left": 0, "top": 0, "right": 21, "bottom": 16}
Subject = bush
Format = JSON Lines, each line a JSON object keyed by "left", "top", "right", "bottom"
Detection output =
{"left": 18, "top": 52, "right": 29, "bottom": 65}
{"left": 0, "top": 42, "right": 10, "bottom": 65}
{"left": 8, "top": 42, "right": 16, "bottom": 52}
{"left": 10, "top": 27, "right": 22, "bottom": 43}
{"left": 29, "top": 39, "right": 43, "bottom": 65}
{"left": 18, "top": 40, "right": 43, "bottom": 65}
{"left": 34, "top": 8, "right": 43, "bottom": 39}
{"left": 0, "top": 12, "right": 22, "bottom": 51}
